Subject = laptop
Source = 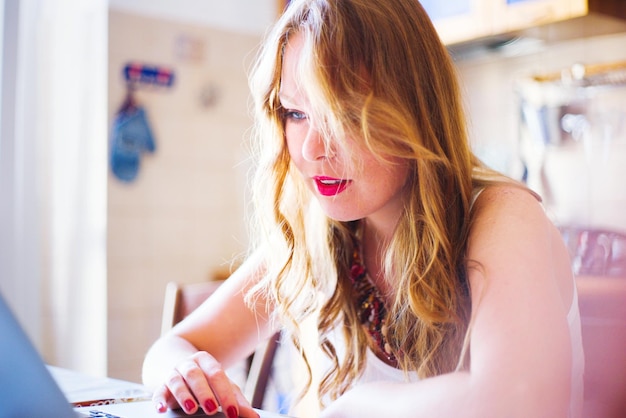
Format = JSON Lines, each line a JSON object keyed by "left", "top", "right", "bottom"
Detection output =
{"left": 0, "top": 292, "right": 289, "bottom": 418}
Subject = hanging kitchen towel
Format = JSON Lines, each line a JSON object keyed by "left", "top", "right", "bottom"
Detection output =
{"left": 110, "top": 102, "right": 156, "bottom": 183}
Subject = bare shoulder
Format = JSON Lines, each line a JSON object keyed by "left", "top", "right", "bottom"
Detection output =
{"left": 472, "top": 185, "right": 544, "bottom": 224}
{"left": 467, "top": 184, "right": 574, "bottom": 311}
{"left": 469, "top": 185, "right": 550, "bottom": 250}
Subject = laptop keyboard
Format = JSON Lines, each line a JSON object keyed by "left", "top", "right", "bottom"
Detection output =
{"left": 87, "top": 410, "right": 121, "bottom": 418}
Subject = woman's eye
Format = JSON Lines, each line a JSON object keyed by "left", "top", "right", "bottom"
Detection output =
{"left": 283, "top": 109, "right": 307, "bottom": 121}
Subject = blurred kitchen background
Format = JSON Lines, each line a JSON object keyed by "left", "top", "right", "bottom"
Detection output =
{"left": 1, "top": 0, "right": 625, "bottom": 414}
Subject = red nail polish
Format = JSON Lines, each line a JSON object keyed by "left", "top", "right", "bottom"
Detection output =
{"left": 184, "top": 399, "right": 195, "bottom": 412}
{"left": 155, "top": 401, "right": 167, "bottom": 413}
{"left": 204, "top": 399, "right": 218, "bottom": 413}
{"left": 227, "top": 405, "right": 238, "bottom": 418}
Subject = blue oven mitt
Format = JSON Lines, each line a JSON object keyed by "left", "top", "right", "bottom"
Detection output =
{"left": 110, "top": 105, "right": 156, "bottom": 183}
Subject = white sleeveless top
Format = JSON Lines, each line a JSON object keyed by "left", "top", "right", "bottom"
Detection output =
{"left": 568, "top": 284, "right": 585, "bottom": 418}
{"left": 324, "top": 282, "right": 585, "bottom": 417}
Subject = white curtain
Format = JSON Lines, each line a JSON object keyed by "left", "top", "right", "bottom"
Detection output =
{"left": 0, "top": 0, "right": 107, "bottom": 376}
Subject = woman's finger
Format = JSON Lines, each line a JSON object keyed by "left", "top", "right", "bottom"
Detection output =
{"left": 178, "top": 354, "right": 221, "bottom": 414}
{"left": 232, "top": 384, "right": 260, "bottom": 418}
{"left": 193, "top": 352, "right": 241, "bottom": 418}
{"left": 166, "top": 360, "right": 206, "bottom": 414}
{"left": 151, "top": 383, "right": 173, "bottom": 413}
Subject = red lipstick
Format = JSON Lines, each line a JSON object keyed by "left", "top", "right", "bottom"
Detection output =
{"left": 314, "top": 176, "right": 350, "bottom": 196}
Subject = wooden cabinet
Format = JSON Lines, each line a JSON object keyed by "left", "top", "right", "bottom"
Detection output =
{"left": 424, "top": 0, "right": 589, "bottom": 45}
{"left": 589, "top": 0, "right": 626, "bottom": 19}
{"left": 492, "top": 0, "right": 587, "bottom": 34}
{"left": 421, "top": 0, "right": 493, "bottom": 45}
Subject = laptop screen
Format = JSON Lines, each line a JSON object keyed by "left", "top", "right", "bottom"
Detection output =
{"left": 0, "top": 293, "right": 76, "bottom": 418}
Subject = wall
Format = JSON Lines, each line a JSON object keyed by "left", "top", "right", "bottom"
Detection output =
{"left": 455, "top": 23, "right": 626, "bottom": 233}
{"left": 107, "top": 10, "right": 260, "bottom": 381}
{"left": 109, "top": 0, "right": 276, "bottom": 35}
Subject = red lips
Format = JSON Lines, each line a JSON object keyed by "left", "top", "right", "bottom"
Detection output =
{"left": 314, "top": 176, "right": 351, "bottom": 196}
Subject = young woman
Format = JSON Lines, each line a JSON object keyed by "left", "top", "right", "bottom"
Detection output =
{"left": 142, "top": 1, "right": 584, "bottom": 417}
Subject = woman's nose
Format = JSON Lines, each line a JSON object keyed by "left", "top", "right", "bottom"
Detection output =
{"left": 301, "top": 126, "right": 330, "bottom": 162}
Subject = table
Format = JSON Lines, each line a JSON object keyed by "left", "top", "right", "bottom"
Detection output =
{"left": 49, "top": 366, "right": 152, "bottom": 407}
{"left": 50, "top": 366, "right": 291, "bottom": 418}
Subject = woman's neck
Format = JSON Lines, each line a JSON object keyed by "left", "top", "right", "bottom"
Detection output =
{"left": 361, "top": 220, "right": 396, "bottom": 301}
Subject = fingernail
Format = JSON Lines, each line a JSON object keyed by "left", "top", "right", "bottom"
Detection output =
{"left": 227, "top": 405, "right": 238, "bottom": 418}
{"left": 155, "top": 401, "right": 167, "bottom": 413}
{"left": 204, "top": 399, "right": 218, "bottom": 413}
{"left": 184, "top": 399, "right": 196, "bottom": 412}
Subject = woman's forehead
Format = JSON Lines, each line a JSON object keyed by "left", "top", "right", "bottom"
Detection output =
{"left": 279, "top": 33, "right": 306, "bottom": 100}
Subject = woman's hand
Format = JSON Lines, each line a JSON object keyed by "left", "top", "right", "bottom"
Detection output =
{"left": 151, "top": 351, "right": 259, "bottom": 418}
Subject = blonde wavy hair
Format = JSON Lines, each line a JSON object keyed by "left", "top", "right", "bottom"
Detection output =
{"left": 246, "top": 0, "right": 517, "bottom": 405}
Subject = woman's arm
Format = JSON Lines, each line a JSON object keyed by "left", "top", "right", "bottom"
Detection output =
{"left": 322, "top": 186, "right": 575, "bottom": 417}
{"left": 142, "top": 253, "right": 276, "bottom": 417}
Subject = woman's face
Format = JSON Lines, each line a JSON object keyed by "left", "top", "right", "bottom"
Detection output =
{"left": 279, "top": 32, "right": 410, "bottom": 227}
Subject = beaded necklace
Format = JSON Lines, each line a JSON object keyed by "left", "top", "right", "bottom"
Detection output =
{"left": 349, "top": 238, "right": 398, "bottom": 367}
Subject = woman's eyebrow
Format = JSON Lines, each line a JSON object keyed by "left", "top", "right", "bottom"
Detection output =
{"left": 278, "top": 89, "right": 307, "bottom": 107}
{"left": 278, "top": 88, "right": 312, "bottom": 110}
